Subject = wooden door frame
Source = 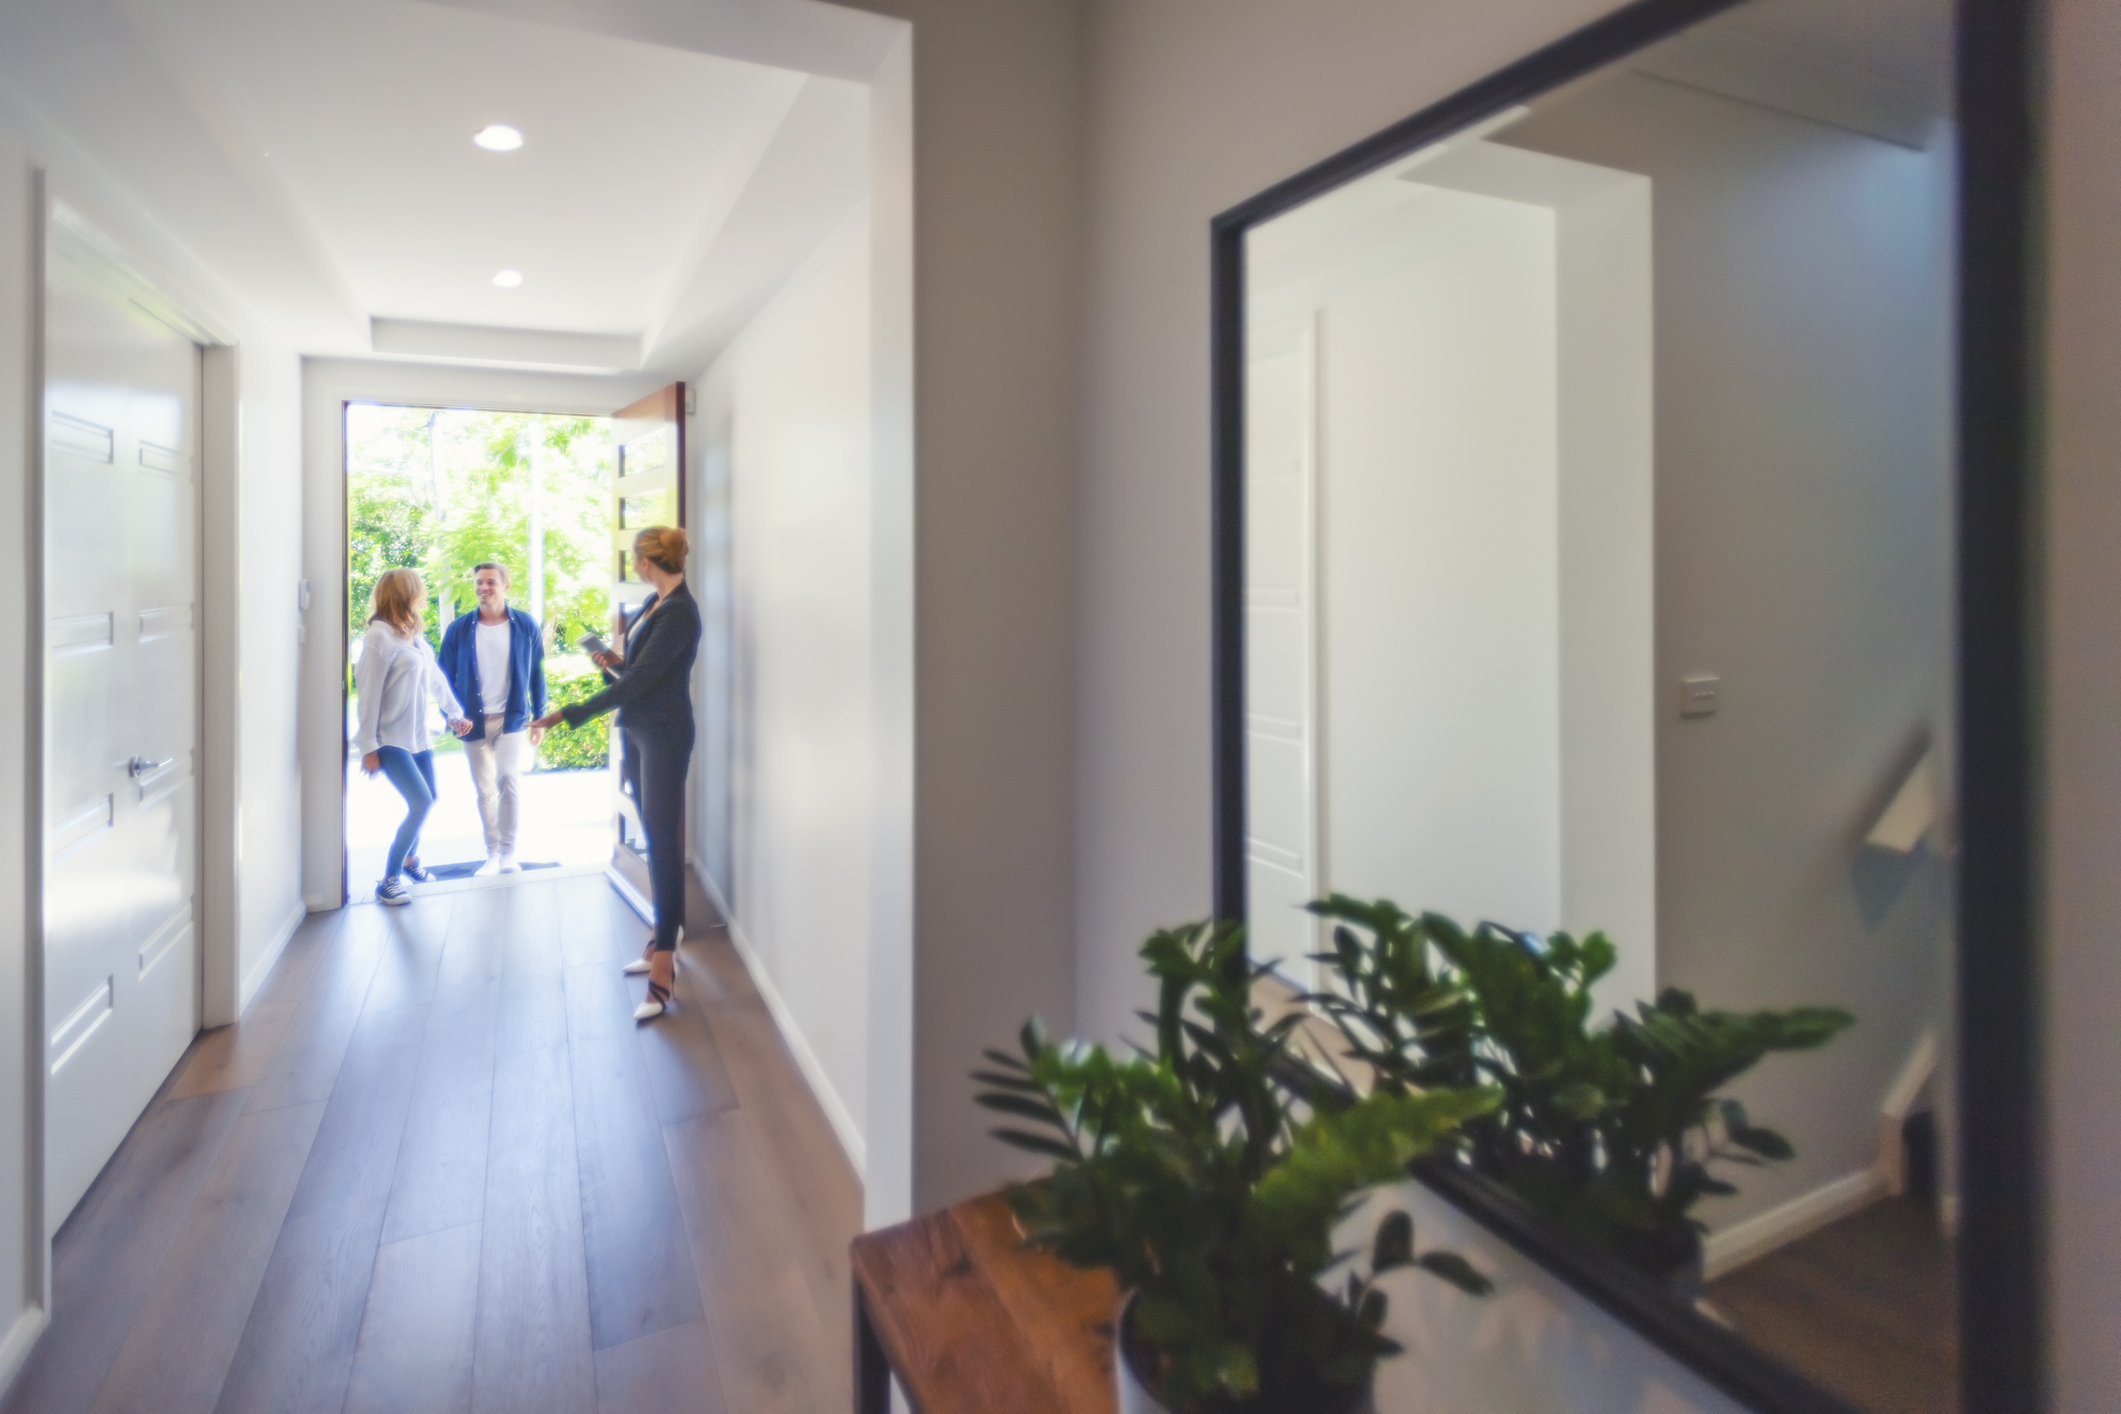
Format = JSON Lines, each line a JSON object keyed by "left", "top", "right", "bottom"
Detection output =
{"left": 603, "top": 383, "right": 688, "bottom": 922}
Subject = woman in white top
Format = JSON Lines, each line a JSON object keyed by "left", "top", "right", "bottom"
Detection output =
{"left": 354, "top": 568, "right": 470, "bottom": 904}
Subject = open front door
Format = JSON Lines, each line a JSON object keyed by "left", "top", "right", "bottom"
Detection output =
{"left": 606, "top": 383, "right": 686, "bottom": 918}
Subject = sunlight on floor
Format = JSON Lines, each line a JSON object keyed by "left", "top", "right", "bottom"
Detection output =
{"left": 347, "top": 752, "right": 614, "bottom": 897}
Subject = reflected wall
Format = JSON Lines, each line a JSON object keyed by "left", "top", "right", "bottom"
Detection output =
{"left": 1235, "top": 0, "right": 1961, "bottom": 1406}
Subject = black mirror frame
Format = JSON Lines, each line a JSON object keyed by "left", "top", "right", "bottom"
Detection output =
{"left": 1206, "top": 1, "right": 2043, "bottom": 1410}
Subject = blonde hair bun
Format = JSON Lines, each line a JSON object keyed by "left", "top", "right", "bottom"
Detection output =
{"left": 634, "top": 526, "right": 690, "bottom": 574}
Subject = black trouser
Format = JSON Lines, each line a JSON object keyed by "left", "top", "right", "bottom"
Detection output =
{"left": 619, "top": 724, "right": 691, "bottom": 951}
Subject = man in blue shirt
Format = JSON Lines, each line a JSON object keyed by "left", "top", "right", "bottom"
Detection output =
{"left": 437, "top": 562, "right": 548, "bottom": 874}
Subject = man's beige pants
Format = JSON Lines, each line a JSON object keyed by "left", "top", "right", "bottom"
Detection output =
{"left": 464, "top": 716, "right": 528, "bottom": 855}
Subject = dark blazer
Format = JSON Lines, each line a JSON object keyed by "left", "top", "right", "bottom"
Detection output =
{"left": 560, "top": 582, "right": 700, "bottom": 740}
{"left": 438, "top": 606, "right": 548, "bottom": 740}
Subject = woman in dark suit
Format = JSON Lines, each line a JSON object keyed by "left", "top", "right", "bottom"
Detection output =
{"left": 533, "top": 525, "right": 699, "bottom": 1020}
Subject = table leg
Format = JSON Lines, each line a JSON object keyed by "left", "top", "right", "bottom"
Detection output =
{"left": 855, "top": 1282, "right": 893, "bottom": 1414}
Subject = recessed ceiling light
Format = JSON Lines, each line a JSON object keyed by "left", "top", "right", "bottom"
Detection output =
{"left": 473, "top": 124, "right": 523, "bottom": 152}
{"left": 492, "top": 269, "right": 524, "bottom": 288}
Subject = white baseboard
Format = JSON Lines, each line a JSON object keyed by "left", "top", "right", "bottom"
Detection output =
{"left": 302, "top": 893, "right": 340, "bottom": 912}
{"left": 0, "top": 1304, "right": 49, "bottom": 1399}
{"left": 1703, "top": 1168, "right": 1888, "bottom": 1279}
{"left": 238, "top": 899, "right": 309, "bottom": 1014}
{"left": 1877, "top": 1029, "right": 1940, "bottom": 1195}
{"left": 691, "top": 854, "right": 867, "bottom": 1178}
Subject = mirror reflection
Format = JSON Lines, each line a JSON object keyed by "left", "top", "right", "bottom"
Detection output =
{"left": 1241, "top": 1, "right": 1957, "bottom": 1408}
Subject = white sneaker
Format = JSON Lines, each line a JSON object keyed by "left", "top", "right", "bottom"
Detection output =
{"left": 474, "top": 854, "right": 501, "bottom": 877}
{"left": 498, "top": 853, "right": 521, "bottom": 874}
{"left": 376, "top": 877, "right": 411, "bottom": 906}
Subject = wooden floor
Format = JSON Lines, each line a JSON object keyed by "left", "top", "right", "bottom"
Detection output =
{"left": 4, "top": 871, "right": 860, "bottom": 1414}
{"left": 1707, "top": 1196, "right": 1958, "bottom": 1414}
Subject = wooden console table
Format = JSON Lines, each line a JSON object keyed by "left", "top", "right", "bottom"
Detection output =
{"left": 851, "top": 1192, "right": 1122, "bottom": 1413}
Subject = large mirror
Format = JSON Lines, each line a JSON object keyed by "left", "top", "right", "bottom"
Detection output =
{"left": 1218, "top": 0, "right": 2030, "bottom": 1409}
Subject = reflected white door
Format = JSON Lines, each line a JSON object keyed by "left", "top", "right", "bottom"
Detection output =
{"left": 1244, "top": 318, "right": 1319, "bottom": 982}
{"left": 44, "top": 228, "right": 201, "bottom": 1232}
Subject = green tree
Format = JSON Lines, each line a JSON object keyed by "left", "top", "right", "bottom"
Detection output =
{"left": 420, "top": 412, "right": 612, "bottom": 652}
{"left": 344, "top": 404, "right": 613, "bottom": 662}
{"left": 347, "top": 470, "right": 433, "bottom": 639}
{"left": 346, "top": 407, "right": 438, "bottom": 642}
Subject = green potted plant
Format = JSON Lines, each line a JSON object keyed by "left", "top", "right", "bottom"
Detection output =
{"left": 975, "top": 920, "right": 1499, "bottom": 1414}
{"left": 1304, "top": 896, "right": 1853, "bottom": 1297}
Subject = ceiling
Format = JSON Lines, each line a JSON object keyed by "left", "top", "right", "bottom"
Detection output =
{"left": 0, "top": 0, "right": 883, "bottom": 375}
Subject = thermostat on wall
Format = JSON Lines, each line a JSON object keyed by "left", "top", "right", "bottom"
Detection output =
{"left": 1679, "top": 672, "right": 1721, "bottom": 718}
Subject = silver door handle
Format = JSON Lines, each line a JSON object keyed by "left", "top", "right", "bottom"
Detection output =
{"left": 129, "top": 755, "right": 174, "bottom": 778}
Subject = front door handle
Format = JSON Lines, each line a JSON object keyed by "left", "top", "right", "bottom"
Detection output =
{"left": 128, "top": 755, "right": 174, "bottom": 778}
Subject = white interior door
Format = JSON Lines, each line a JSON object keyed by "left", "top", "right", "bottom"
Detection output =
{"left": 1244, "top": 317, "right": 1320, "bottom": 984}
{"left": 44, "top": 224, "right": 202, "bottom": 1233}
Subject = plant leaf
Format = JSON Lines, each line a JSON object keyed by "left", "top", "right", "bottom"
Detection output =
{"left": 1371, "top": 1211, "right": 1414, "bottom": 1272}
{"left": 973, "top": 1092, "right": 1061, "bottom": 1123}
{"left": 1417, "top": 1250, "right": 1494, "bottom": 1296}
{"left": 987, "top": 1127, "right": 1077, "bottom": 1161}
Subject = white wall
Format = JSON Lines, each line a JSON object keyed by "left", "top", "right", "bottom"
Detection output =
{"left": 1247, "top": 155, "right": 1658, "bottom": 1007}
{"left": 1504, "top": 75, "right": 1957, "bottom": 1233}
{"left": 230, "top": 342, "right": 306, "bottom": 1009}
{"left": 1074, "top": 0, "right": 1626, "bottom": 1051}
{"left": 1069, "top": 0, "right": 1941, "bottom": 1408}
{"left": 1551, "top": 173, "right": 1657, "bottom": 999}
{"left": 1276, "top": 187, "right": 1570, "bottom": 934}
{"left": 841, "top": 0, "right": 1083, "bottom": 1214}
{"left": 693, "top": 204, "right": 876, "bottom": 1173}
{"left": 2043, "top": 0, "right": 2121, "bottom": 1406}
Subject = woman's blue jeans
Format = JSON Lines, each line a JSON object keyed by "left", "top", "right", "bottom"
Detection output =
{"left": 376, "top": 746, "right": 436, "bottom": 880}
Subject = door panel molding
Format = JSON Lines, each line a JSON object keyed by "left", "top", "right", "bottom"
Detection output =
{"left": 48, "top": 612, "right": 112, "bottom": 654}
{"left": 40, "top": 197, "right": 210, "bottom": 1237}
{"left": 46, "top": 978, "right": 112, "bottom": 1076}
{"left": 46, "top": 411, "right": 113, "bottom": 464}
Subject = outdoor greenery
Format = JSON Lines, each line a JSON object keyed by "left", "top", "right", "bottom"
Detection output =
{"left": 976, "top": 921, "right": 1497, "bottom": 1413}
{"left": 347, "top": 406, "right": 614, "bottom": 771}
{"left": 538, "top": 668, "right": 610, "bottom": 770}
{"left": 1303, "top": 897, "right": 1853, "bottom": 1282}
{"left": 347, "top": 406, "right": 613, "bottom": 657}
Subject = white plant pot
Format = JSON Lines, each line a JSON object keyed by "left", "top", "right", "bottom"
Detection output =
{"left": 1114, "top": 1294, "right": 1377, "bottom": 1414}
{"left": 1114, "top": 1335, "right": 1168, "bottom": 1414}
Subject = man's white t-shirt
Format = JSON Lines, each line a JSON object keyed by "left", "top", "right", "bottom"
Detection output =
{"left": 475, "top": 617, "right": 512, "bottom": 718}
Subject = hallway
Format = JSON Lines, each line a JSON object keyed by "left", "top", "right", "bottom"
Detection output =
{"left": 3, "top": 873, "right": 857, "bottom": 1414}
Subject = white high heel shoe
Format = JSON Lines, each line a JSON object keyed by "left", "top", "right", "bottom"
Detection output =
{"left": 633, "top": 977, "right": 672, "bottom": 1021}
{"left": 621, "top": 928, "right": 683, "bottom": 974}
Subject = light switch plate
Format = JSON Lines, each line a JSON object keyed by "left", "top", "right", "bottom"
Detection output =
{"left": 1679, "top": 672, "right": 1721, "bottom": 718}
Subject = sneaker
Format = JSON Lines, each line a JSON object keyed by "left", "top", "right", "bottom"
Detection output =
{"left": 498, "top": 853, "right": 522, "bottom": 874}
{"left": 474, "top": 854, "right": 501, "bottom": 878}
{"left": 376, "top": 877, "right": 411, "bottom": 906}
{"left": 401, "top": 859, "right": 434, "bottom": 884}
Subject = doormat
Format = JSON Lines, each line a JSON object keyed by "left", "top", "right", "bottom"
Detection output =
{"left": 422, "top": 860, "right": 562, "bottom": 880}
